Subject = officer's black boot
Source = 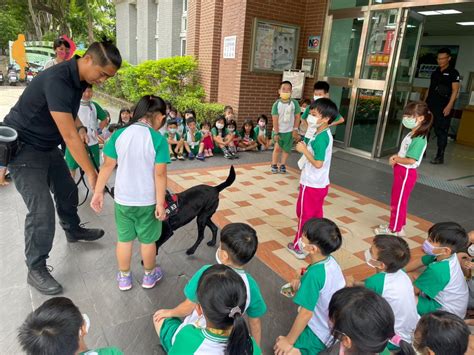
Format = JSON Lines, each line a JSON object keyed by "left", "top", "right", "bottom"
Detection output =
{"left": 27, "top": 266, "right": 63, "bottom": 295}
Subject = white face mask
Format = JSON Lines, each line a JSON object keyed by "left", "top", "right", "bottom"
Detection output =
{"left": 364, "top": 249, "right": 382, "bottom": 269}
{"left": 216, "top": 123, "right": 224, "bottom": 130}
{"left": 228, "top": 127, "right": 235, "bottom": 132}
{"left": 80, "top": 313, "right": 90, "bottom": 336}
{"left": 215, "top": 249, "right": 223, "bottom": 264}
{"left": 468, "top": 244, "right": 474, "bottom": 257}
{"left": 313, "top": 95, "right": 324, "bottom": 101}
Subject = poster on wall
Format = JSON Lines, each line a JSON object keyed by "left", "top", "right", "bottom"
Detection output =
{"left": 282, "top": 71, "right": 305, "bottom": 99}
{"left": 251, "top": 19, "right": 300, "bottom": 72}
{"left": 307, "top": 35, "right": 321, "bottom": 53}
{"left": 223, "top": 35, "right": 237, "bottom": 59}
{"left": 416, "top": 45, "right": 459, "bottom": 79}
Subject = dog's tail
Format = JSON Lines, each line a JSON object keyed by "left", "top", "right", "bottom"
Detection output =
{"left": 215, "top": 165, "right": 236, "bottom": 192}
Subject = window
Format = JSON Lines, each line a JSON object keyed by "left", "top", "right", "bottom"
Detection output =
{"left": 182, "top": 17, "right": 187, "bottom": 32}
{"left": 183, "top": 0, "right": 188, "bottom": 13}
{"left": 181, "top": 39, "right": 187, "bottom": 56}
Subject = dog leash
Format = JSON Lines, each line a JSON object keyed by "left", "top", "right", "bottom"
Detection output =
{"left": 76, "top": 145, "right": 114, "bottom": 206}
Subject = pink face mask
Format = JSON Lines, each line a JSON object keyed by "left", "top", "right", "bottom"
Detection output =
{"left": 57, "top": 50, "right": 67, "bottom": 60}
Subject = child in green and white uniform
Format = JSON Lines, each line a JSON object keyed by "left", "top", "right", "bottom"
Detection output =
{"left": 362, "top": 235, "right": 419, "bottom": 350}
{"left": 271, "top": 80, "right": 301, "bottom": 174}
{"left": 406, "top": 222, "right": 469, "bottom": 318}
{"left": 165, "top": 120, "right": 184, "bottom": 161}
{"left": 154, "top": 223, "right": 266, "bottom": 350}
{"left": 301, "top": 81, "right": 344, "bottom": 143}
{"left": 254, "top": 114, "right": 270, "bottom": 150}
{"left": 65, "top": 85, "right": 107, "bottom": 178}
{"left": 275, "top": 218, "right": 345, "bottom": 355}
{"left": 91, "top": 95, "right": 170, "bottom": 291}
{"left": 155, "top": 264, "right": 262, "bottom": 354}
{"left": 184, "top": 117, "right": 204, "bottom": 160}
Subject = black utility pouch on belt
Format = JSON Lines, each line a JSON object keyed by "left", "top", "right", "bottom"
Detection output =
{"left": 0, "top": 126, "right": 19, "bottom": 166}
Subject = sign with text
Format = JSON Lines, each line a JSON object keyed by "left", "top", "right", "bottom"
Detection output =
{"left": 223, "top": 36, "right": 237, "bottom": 59}
{"left": 307, "top": 35, "right": 321, "bottom": 53}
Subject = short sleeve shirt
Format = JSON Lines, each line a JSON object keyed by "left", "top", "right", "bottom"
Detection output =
{"left": 165, "top": 132, "right": 181, "bottom": 141}
{"left": 271, "top": 99, "right": 301, "bottom": 133}
{"left": 426, "top": 66, "right": 460, "bottom": 107}
{"left": 299, "top": 129, "right": 333, "bottom": 188}
{"left": 3, "top": 56, "right": 88, "bottom": 151}
{"left": 80, "top": 347, "right": 123, "bottom": 355}
{"left": 254, "top": 126, "right": 266, "bottom": 137}
{"left": 104, "top": 123, "right": 170, "bottom": 206}
{"left": 185, "top": 129, "right": 202, "bottom": 147}
{"left": 397, "top": 132, "right": 427, "bottom": 169}
{"left": 211, "top": 127, "right": 229, "bottom": 137}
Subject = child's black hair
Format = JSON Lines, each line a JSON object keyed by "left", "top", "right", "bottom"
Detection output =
{"left": 84, "top": 41, "right": 122, "bottom": 69}
{"left": 309, "top": 98, "right": 339, "bottom": 124}
{"left": 197, "top": 265, "right": 253, "bottom": 355}
{"left": 414, "top": 311, "right": 469, "bottom": 355}
{"left": 300, "top": 98, "right": 311, "bottom": 107}
{"left": 186, "top": 117, "right": 196, "bottom": 125}
{"left": 303, "top": 218, "right": 342, "bottom": 256}
{"left": 169, "top": 108, "right": 178, "bottom": 115}
{"left": 224, "top": 105, "right": 234, "bottom": 113}
{"left": 220, "top": 223, "right": 258, "bottom": 266}
{"left": 167, "top": 120, "right": 178, "bottom": 127}
{"left": 108, "top": 123, "right": 119, "bottom": 133}
{"left": 257, "top": 114, "right": 268, "bottom": 125}
{"left": 184, "top": 108, "right": 196, "bottom": 118}
{"left": 130, "top": 95, "right": 167, "bottom": 126}
{"left": 428, "top": 222, "right": 468, "bottom": 253}
{"left": 241, "top": 119, "right": 256, "bottom": 139}
{"left": 53, "top": 37, "right": 71, "bottom": 50}
{"left": 202, "top": 121, "right": 211, "bottom": 129}
{"left": 314, "top": 81, "right": 330, "bottom": 93}
{"left": 118, "top": 108, "right": 131, "bottom": 125}
{"left": 280, "top": 80, "right": 292, "bottom": 89}
{"left": 329, "top": 286, "right": 395, "bottom": 354}
{"left": 373, "top": 235, "right": 410, "bottom": 273}
{"left": 18, "top": 297, "right": 83, "bottom": 355}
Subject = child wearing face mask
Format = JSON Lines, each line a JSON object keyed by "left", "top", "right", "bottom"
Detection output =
{"left": 227, "top": 119, "right": 240, "bottom": 155}
{"left": 184, "top": 117, "right": 203, "bottom": 160}
{"left": 405, "top": 222, "right": 469, "bottom": 318}
{"left": 153, "top": 223, "right": 266, "bottom": 348}
{"left": 200, "top": 121, "right": 214, "bottom": 157}
{"left": 287, "top": 98, "right": 339, "bottom": 260}
{"left": 275, "top": 218, "right": 345, "bottom": 354}
{"left": 212, "top": 115, "right": 236, "bottom": 159}
{"left": 91, "top": 95, "right": 170, "bottom": 291}
{"left": 18, "top": 297, "right": 123, "bottom": 355}
{"left": 298, "top": 99, "right": 311, "bottom": 141}
{"left": 360, "top": 235, "right": 419, "bottom": 351}
{"left": 271, "top": 81, "right": 301, "bottom": 174}
{"left": 374, "top": 102, "right": 433, "bottom": 237}
{"left": 166, "top": 120, "right": 184, "bottom": 161}
{"left": 301, "top": 82, "right": 345, "bottom": 142}
{"left": 254, "top": 114, "right": 270, "bottom": 151}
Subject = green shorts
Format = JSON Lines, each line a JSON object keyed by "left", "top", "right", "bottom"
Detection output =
{"left": 294, "top": 326, "right": 326, "bottom": 355}
{"left": 160, "top": 317, "right": 182, "bottom": 352}
{"left": 65, "top": 144, "right": 100, "bottom": 170}
{"left": 189, "top": 144, "right": 200, "bottom": 155}
{"left": 114, "top": 203, "right": 161, "bottom": 244}
{"left": 417, "top": 295, "right": 442, "bottom": 315}
{"left": 272, "top": 132, "right": 293, "bottom": 153}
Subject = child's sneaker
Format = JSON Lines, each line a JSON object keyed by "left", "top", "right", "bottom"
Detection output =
{"left": 188, "top": 152, "right": 195, "bottom": 160}
{"left": 271, "top": 164, "right": 278, "bottom": 174}
{"left": 117, "top": 271, "right": 133, "bottom": 291}
{"left": 374, "top": 225, "right": 401, "bottom": 237}
{"left": 142, "top": 267, "right": 163, "bottom": 289}
{"left": 170, "top": 155, "right": 176, "bottom": 161}
{"left": 204, "top": 150, "right": 210, "bottom": 157}
{"left": 376, "top": 224, "right": 406, "bottom": 237}
{"left": 196, "top": 153, "right": 205, "bottom": 161}
{"left": 286, "top": 242, "right": 309, "bottom": 260}
{"left": 177, "top": 154, "right": 185, "bottom": 160}
{"left": 223, "top": 147, "right": 233, "bottom": 159}
{"left": 279, "top": 164, "right": 287, "bottom": 174}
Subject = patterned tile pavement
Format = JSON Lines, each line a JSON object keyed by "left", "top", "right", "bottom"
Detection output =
{"left": 167, "top": 163, "right": 432, "bottom": 283}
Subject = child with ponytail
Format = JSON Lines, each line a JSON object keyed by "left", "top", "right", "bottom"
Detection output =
{"left": 91, "top": 95, "right": 170, "bottom": 291}
{"left": 155, "top": 264, "right": 261, "bottom": 354}
{"left": 375, "top": 101, "right": 432, "bottom": 237}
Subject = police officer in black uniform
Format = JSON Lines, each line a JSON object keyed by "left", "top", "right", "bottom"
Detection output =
{"left": 425, "top": 48, "right": 460, "bottom": 164}
{"left": 4, "top": 42, "right": 121, "bottom": 295}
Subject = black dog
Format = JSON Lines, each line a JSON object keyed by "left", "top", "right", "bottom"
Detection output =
{"left": 156, "top": 165, "right": 236, "bottom": 255}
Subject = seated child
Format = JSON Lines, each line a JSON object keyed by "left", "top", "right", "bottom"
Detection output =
{"left": 224, "top": 105, "right": 234, "bottom": 121}
{"left": 458, "top": 230, "right": 474, "bottom": 323}
{"left": 319, "top": 286, "right": 395, "bottom": 355}
{"left": 274, "top": 218, "right": 345, "bottom": 354}
{"left": 166, "top": 120, "right": 184, "bottom": 161}
{"left": 411, "top": 310, "right": 470, "bottom": 355}
{"left": 227, "top": 119, "right": 240, "bottom": 156}
{"left": 254, "top": 114, "right": 270, "bottom": 151}
{"left": 18, "top": 297, "right": 123, "bottom": 355}
{"left": 239, "top": 119, "right": 258, "bottom": 152}
{"left": 200, "top": 121, "right": 214, "bottom": 157}
{"left": 212, "top": 115, "right": 236, "bottom": 159}
{"left": 153, "top": 223, "right": 266, "bottom": 347}
{"left": 183, "top": 117, "right": 203, "bottom": 160}
{"left": 155, "top": 264, "right": 262, "bottom": 354}
{"left": 406, "top": 222, "right": 469, "bottom": 318}
{"left": 362, "top": 235, "right": 419, "bottom": 349}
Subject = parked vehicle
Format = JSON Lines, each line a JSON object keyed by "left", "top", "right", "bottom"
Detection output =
{"left": 0, "top": 71, "right": 4, "bottom": 86}
{"left": 26, "top": 70, "right": 34, "bottom": 85}
{"left": 7, "top": 66, "right": 18, "bottom": 86}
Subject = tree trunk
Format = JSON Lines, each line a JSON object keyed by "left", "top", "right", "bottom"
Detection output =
{"left": 28, "top": 0, "right": 42, "bottom": 39}
{"left": 87, "top": 9, "right": 94, "bottom": 43}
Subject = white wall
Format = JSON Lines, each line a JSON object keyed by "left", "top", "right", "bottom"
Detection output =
{"left": 413, "top": 35, "right": 474, "bottom": 92}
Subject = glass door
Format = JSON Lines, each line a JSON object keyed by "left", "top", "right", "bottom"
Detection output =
{"left": 376, "top": 10, "right": 425, "bottom": 156}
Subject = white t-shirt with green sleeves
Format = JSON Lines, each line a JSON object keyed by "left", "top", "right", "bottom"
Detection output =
{"left": 169, "top": 325, "right": 262, "bottom": 354}
{"left": 80, "top": 347, "right": 123, "bottom": 355}
{"left": 171, "top": 264, "right": 267, "bottom": 344}
{"left": 301, "top": 105, "right": 342, "bottom": 138}
{"left": 271, "top": 98, "right": 301, "bottom": 133}
{"left": 103, "top": 123, "right": 170, "bottom": 206}
{"left": 299, "top": 129, "right": 333, "bottom": 188}
{"left": 365, "top": 270, "right": 419, "bottom": 343}
{"left": 397, "top": 132, "right": 427, "bottom": 169}
{"left": 415, "top": 254, "right": 468, "bottom": 318}
{"left": 294, "top": 256, "right": 345, "bottom": 346}
{"left": 254, "top": 126, "right": 267, "bottom": 137}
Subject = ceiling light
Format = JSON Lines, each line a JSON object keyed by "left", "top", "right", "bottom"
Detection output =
{"left": 418, "top": 11, "right": 442, "bottom": 16}
{"left": 437, "top": 9, "right": 462, "bottom": 15}
{"left": 457, "top": 21, "right": 474, "bottom": 26}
